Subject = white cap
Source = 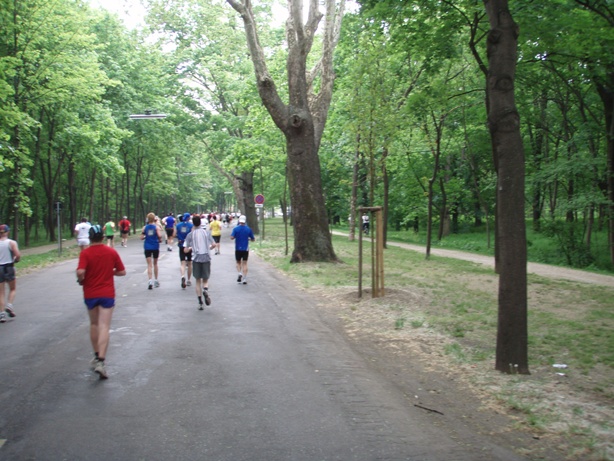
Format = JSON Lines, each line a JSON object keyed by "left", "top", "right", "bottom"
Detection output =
{"left": 239, "top": 215, "right": 246, "bottom": 223}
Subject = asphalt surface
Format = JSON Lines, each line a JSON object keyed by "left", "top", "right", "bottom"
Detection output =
{"left": 0, "top": 228, "right": 528, "bottom": 461}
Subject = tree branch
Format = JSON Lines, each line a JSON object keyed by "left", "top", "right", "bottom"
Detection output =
{"left": 226, "top": 0, "right": 288, "bottom": 131}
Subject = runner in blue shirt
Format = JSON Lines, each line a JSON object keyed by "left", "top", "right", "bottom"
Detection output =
{"left": 175, "top": 213, "right": 194, "bottom": 289}
{"left": 163, "top": 212, "right": 176, "bottom": 252}
{"left": 141, "top": 212, "right": 163, "bottom": 290}
{"left": 230, "top": 215, "right": 255, "bottom": 285}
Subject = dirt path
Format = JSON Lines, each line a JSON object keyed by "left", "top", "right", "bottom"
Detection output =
{"left": 331, "top": 232, "right": 614, "bottom": 287}
{"left": 397, "top": 242, "right": 614, "bottom": 286}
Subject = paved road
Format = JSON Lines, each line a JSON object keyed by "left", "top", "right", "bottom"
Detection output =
{"left": 1, "top": 229, "right": 528, "bottom": 461}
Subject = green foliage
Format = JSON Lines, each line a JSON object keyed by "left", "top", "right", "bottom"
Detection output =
{"left": 540, "top": 220, "right": 594, "bottom": 268}
{"left": 1, "top": 0, "right": 612, "bottom": 277}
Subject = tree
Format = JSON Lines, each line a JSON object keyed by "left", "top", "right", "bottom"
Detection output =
{"left": 226, "top": 0, "right": 344, "bottom": 262}
{"left": 483, "top": 0, "right": 529, "bottom": 374}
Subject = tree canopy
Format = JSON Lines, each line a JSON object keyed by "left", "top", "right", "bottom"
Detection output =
{"left": 0, "top": 0, "right": 611, "bottom": 273}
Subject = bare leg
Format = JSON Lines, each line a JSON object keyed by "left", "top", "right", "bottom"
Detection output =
{"left": 88, "top": 306, "right": 115, "bottom": 359}
{"left": 7, "top": 279, "right": 16, "bottom": 305}
{"left": 0, "top": 282, "right": 6, "bottom": 313}
{"left": 146, "top": 256, "right": 153, "bottom": 280}
{"left": 194, "top": 277, "right": 202, "bottom": 295}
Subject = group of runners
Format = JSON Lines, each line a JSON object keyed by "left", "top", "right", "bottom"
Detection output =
{"left": 0, "top": 211, "right": 256, "bottom": 381}
{"left": 75, "top": 211, "right": 254, "bottom": 379}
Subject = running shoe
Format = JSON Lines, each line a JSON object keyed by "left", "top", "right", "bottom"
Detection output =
{"left": 181, "top": 276, "right": 186, "bottom": 289}
{"left": 0, "top": 312, "right": 6, "bottom": 323}
{"left": 186, "top": 280, "right": 192, "bottom": 286}
{"left": 198, "top": 301, "right": 204, "bottom": 311}
{"left": 90, "top": 356, "right": 99, "bottom": 370}
{"left": 204, "top": 290, "right": 211, "bottom": 306}
{"left": 5, "top": 304, "right": 15, "bottom": 318}
{"left": 94, "top": 360, "right": 108, "bottom": 379}
{"left": 148, "top": 281, "right": 153, "bottom": 290}
{"left": 242, "top": 278, "right": 247, "bottom": 285}
{"left": 237, "top": 274, "right": 243, "bottom": 283}
{"left": 154, "top": 280, "right": 160, "bottom": 288}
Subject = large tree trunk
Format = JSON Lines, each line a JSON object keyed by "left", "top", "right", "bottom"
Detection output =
{"left": 226, "top": 0, "right": 344, "bottom": 262}
{"left": 236, "top": 171, "right": 259, "bottom": 234}
{"left": 484, "top": 0, "right": 529, "bottom": 374}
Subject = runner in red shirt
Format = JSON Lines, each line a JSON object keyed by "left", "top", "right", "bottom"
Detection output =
{"left": 118, "top": 216, "right": 131, "bottom": 247}
{"left": 77, "top": 225, "right": 126, "bottom": 379}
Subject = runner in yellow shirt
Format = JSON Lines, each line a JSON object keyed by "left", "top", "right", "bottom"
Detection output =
{"left": 209, "top": 215, "right": 222, "bottom": 255}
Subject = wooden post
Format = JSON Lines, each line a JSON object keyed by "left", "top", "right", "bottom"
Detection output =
{"left": 375, "top": 208, "right": 384, "bottom": 297}
{"left": 358, "top": 206, "right": 384, "bottom": 298}
{"left": 358, "top": 215, "right": 363, "bottom": 298}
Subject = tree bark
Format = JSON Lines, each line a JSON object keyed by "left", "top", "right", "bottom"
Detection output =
{"left": 484, "top": 0, "right": 529, "bottom": 374}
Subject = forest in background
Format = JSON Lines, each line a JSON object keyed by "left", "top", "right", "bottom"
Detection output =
{"left": 1, "top": 0, "right": 612, "bottom": 270}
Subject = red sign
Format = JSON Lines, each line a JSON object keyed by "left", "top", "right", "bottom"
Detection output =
{"left": 255, "top": 194, "right": 265, "bottom": 205}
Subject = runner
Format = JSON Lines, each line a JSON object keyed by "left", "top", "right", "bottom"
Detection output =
{"left": 184, "top": 215, "right": 215, "bottom": 310}
{"left": 141, "top": 212, "right": 163, "bottom": 289}
{"left": 230, "top": 215, "right": 255, "bottom": 285}
{"left": 0, "top": 224, "right": 20, "bottom": 323}
{"left": 104, "top": 218, "right": 116, "bottom": 247}
{"left": 76, "top": 224, "right": 126, "bottom": 379}
{"left": 175, "top": 213, "right": 194, "bottom": 289}
{"left": 209, "top": 215, "right": 222, "bottom": 255}
{"left": 162, "top": 212, "right": 176, "bottom": 251}
{"left": 118, "top": 216, "right": 131, "bottom": 247}
{"left": 74, "top": 218, "right": 92, "bottom": 253}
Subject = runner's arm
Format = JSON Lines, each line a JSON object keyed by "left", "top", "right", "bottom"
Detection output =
{"left": 11, "top": 241, "right": 20, "bottom": 263}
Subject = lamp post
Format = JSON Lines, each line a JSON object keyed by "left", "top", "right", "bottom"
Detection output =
{"left": 129, "top": 110, "right": 167, "bottom": 120}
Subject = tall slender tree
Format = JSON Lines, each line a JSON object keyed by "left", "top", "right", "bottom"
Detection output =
{"left": 483, "top": 0, "right": 529, "bottom": 374}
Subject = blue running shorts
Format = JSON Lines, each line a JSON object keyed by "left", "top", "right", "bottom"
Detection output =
{"left": 84, "top": 297, "right": 116, "bottom": 310}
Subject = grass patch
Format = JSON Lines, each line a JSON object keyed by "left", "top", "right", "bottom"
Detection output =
{"left": 19, "top": 246, "right": 81, "bottom": 274}
{"left": 254, "top": 219, "right": 614, "bottom": 375}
